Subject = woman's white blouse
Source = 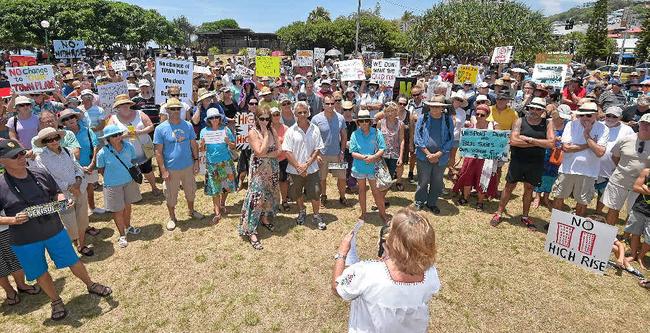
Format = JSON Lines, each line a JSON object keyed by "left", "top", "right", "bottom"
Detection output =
{"left": 336, "top": 260, "right": 440, "bottom": 333}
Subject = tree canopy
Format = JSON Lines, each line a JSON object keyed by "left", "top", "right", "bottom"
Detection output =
{"left": 307, "top": 7, "right": 331, "bottom": 23}
{"left": 582, "top": 0, "right": 613, "bottom": 63}
{"left": 196, "top": 19, "right": 240, "bottom": 32}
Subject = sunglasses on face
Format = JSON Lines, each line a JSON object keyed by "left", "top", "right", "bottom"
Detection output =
{"left": 411, "top": 93, "right": 421, "bottom": 97}
{"left": 295, "top": 111, "right": 308, "bottom": 116}
{"left": 605, "top": 114, "right": 619, "bottom": 118}
{"left": 258, "top": 117, "right": 270, "bottom": 122}
{"left": 476, "top": 113, "right": 488, "bottom": 118}
{"left": 248, "top": 102, "right": 257, "bottom": 105}
{"left": 577, "top": 114, "right": 593, "bottom": 118}
{"left": 61, "top": 116, "right": 77, "bottom": 122}
{"left": 357, "top": 119, "right": 371, "bottom": 123}
{"left": 334, "top": 99, "right": 342, "bottom": 102}
{"left": 207, "top": 117, "right": 221, "bottom": 121}
{"left": 11, "top": 151, "right": 27, "bottom": 159}
{"left": 272, "top": 113, "right": 281, "bottom": 117}
{"left": 169, "top": 94, "right": 180, "bottom": 97}
{"left": 281, "top": 102, "right": 291, "bottom": 106}
{"left": 477, "top": 101, "right": 488, "bottom": 104}
{"left": 17, "top": 104, "right": 31, "bottom": 108}
{"left": 42, "top": 136, "right": 60, "bottom": 144}
{"left": 109, "top": 133, "right": 122, "bottom": 139}
{"left": 399, "top": 102, "right": 407, "bottom": 106}
{"left": 324, "top": 102, "right": 335, "bottom": 106}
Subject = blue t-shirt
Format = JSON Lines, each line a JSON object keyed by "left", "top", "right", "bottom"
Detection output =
{"left": 200, "top": 126, "right": 235, "bottom": 164}
{"left": 349, "top": 128, "right": 385, "bottom": 175}
{"left": 73, "top": 125, "right": 99, "bottom": 167}
{"left": 312, "top": 111, "right": 345, "bottom": 156}
{"left": 153, "top": 120, "right": 197, "bottom": 171}
{"left": 96, "top": 141, "right": 136, "bottom": 187}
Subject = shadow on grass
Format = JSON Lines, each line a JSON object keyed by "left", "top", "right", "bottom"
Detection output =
{"left": 132, "top": 223, "right": 164, "bottom": 242}
{"left": 135, "top": 191, "right": 165, "bottom": 206}
{"left": 42, "top": 293, "right": 119, "bottom": 328}
{"left": 81, "top": 228, "right": 116, "bottom": 263}
{"left": 502, "top": 215, "right": 549, "bottom": 234}
{"left": 1, "top": 278, "right": 66, "bottom": 317}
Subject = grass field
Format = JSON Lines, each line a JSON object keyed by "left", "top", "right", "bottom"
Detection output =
{"left": 1, "top": 170, "right": 649, "bottom": 332}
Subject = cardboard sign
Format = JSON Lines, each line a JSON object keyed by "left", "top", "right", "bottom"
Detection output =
{"left": 491, "top": 46, "right": 513, "bottom": 64}
{"left": 9, "top": 55, "right": 37, "bottom": 67}
{"left": 271, "top": 50, "right": 284, "bottom": 57}
{"left": 257, "top": 48, "right": 270, "bottom": 56}
{"left": 296, "top": 50, "right": 314, "bottom": 67}
{"left": 247, "top": 48, "right": 256, "bottom": 59}
{"left": 235, "top": 64, "right": 254, "bottom": 78}
{"left": 362, "top": 52, "right": 384, "bottom": 68}
{"left": 371, "top": 59, "right": 400, "bottom": 87}
{"left": 454, "top": 65, "right": 479, "bottom": 85}
{"left": 235, "top": 112, "right": 255, "bottom": 149}
{"left": 531, "top": 64, "right": 568, "bottom": 89}
{"left": 314, "top": 47, "right": 326, "bottom": 62}
{"left": 111, "top": 60, "right": 127, "bottom": 71}
{"left": 0, "top": 81, "right": 11, "bottom": 98}
{"left": 544, "top": 209, "right": 618, "bottom": 275}
{"left": 97, "top": 81, "right": 128, "bottom": 114}
{"left": 53, "top": 40, "right": 85, "bottom": 59}
{"left": 255, "top": 56, "right": 281, "bottom": 78}
{"left": 203, "top": 130, "right": 226, "bottom": 144}
{"left": 154, "top": 57, "right": 193, "bottom": 105}
{"left": 23, "top": 200, "right": 68, "bottom": 218}
{"left": 193, "top": 65, "right": 211, "bottom": 75}
{"left": 535, "top": 53, "right": 574, "bottom": 65}
{"left": 392, "top": 77, "right": 418, "bottom": 100}
{"left": 459, "top": 129, "right": 511, "bottom": 161}
{"left": 7, "top": 65, "right": 56, "bottom": 93}
{"left": 336, "top": 59, "right": 365, "bottom": 82}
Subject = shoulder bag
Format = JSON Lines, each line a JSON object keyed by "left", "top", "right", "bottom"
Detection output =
{"left": 108, "top": 147, "right": 143, "bottom": 184}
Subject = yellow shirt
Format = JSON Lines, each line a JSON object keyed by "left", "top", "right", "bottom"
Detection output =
{"left": 487, "top": 106, "right": 518, "bottom": 130}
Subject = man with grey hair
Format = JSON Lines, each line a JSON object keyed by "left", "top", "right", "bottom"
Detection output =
{"left": 623, "top": 94, "right": 650, "bottom": 132}
{"left": 598, "top": 80, "right": 628, "bottom": 111}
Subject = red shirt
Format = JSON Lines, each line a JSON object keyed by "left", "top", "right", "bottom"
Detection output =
{"left": 562, "top": 86, "right": 586, "bottom": 110}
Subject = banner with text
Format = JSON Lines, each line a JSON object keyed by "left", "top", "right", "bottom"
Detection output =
{"left": 454, "top": 65, "right": 480, "bottom": 85}
{"left": 371, "top": 59, "right": 400, "bottom": 87}
{"left": 544, "top": 209, "right": 617, "bottom": 275}
{"left": 336, "top": 59, "right": 366, "bottom": 82}
{"left": 314, "top": 47, "right": 326, "bottom": 62}
{"left": 392, "top": 77, "right": 418, "bottom": 100}
{"left": 247, "top": 48, "right": 256, "bottom": 59}
{"left": 531, "top": 64, "right": 568, "bottom": 89}
{"left": 234, "top": 112, "right": 255, "bottom": 150}
{"left": 9, "top": 55, "right": 37, "bottom": 67}
{"left": 53, "top": 40, "right": 85, "bottom": 59}
{"left": 535, "top": 53, "right": 574, "bottom": 65}
{"left": 193, "top": 65, "right": 211, "bottom": 75}
{"left": 459, "top": 129, "right": 510, "bottom": 161}
{"left": 235, "top": 64, "right": 254, "bottom": 78}
{"left": 111, "top": 60, "right": 127, "bottom": 71}
{"left": 154, "top": 58, "right": 193, "bottom": 105}
{"left": 296, "top": 50, "right": 314, "bottom": 67}
{"left": 255, "top": 56, "right": 281, "bottom": 77}
{"left": 7, "top": 65, "right": 56, "bottom": 94}
{"left": 491, "top": 46, "right": 513, "bottom": 64}
{"left": 98, "top": 81, "right": 128, "bottom": 115}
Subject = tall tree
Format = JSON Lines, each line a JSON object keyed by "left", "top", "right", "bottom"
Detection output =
{"left": 582, "top": 0, "right": 611, "bottom": 63}
{"left": 196, "top": 19, "right": 239, "bottom": 32}
{"left": 636, "top": 8, "right": 650, "bottom": 61}
{"left": 307, "top": 6, "right": 331, "bottom": 22}
{"left": 172, "top": 15, "right": 195, "bottom": 47}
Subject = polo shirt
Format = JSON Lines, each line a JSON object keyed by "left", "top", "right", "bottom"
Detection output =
{"left": 153, "top": 120, "right": 196, "bottom": 171}
{"left": 96, "top": 141, "right": 136, "bottom": 187}
{"left": 282, "top": 122, "right": 324, "bottom": 175}
{"left": 487, "top": 106, "right": 518, "bottom": 130}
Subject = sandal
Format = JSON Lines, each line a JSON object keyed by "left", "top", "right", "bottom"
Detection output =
{"left": 395, "top": 183, "right": 404, "bottom": 191}
{"left": 458, "top": 198, "right": 468, "bottom": 205}
{"left": 521, "top": 217, "right": 537, "bottom": 231}
{"left": 85, "top": 227, "right": 100, "bottom": 236}
{"left": 18, "top": 284, "right": 41, "bottom": 295}
{"left": 476, "top": 202, "right": 484, "bottom": 211}
{"left": 640, "top": 279, "right": 650, "bottom": 289}
{"left": 490, "top": 214, "right": 501, "bottom": 227}
{"left": 78, "top": 245, "right": 94, "bottom": 257}
{"left": 6, "top": 291, "right": 20, "bottom": 306}
{"left": 51, "top": 298, "right": 68, "bottom": 321}
{"left": 87, "top": 283, "right": 113, "bottom": 297}
{"left": 262, "top": 222, "right": 275, "bottom": 232}
{"left": 250, "top": 239, "right": 263, "bottom": 250}
{"left": 212, "top": 214, "right": 221, "bottom": 224}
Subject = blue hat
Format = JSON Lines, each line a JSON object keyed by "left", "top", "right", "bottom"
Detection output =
{"left": 204, "top": 108, "right": 223, "bottom": 123}
{"left": 100, "top": 124, "right": 125, "bottom": 139}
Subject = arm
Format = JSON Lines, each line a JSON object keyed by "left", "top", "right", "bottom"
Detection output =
{"left": 191, "top": 138, "right": 200, "bottom": 173}
{"left": 397, "top": 124, "right": 405, "bottom": 165}
{"left": 582, "top": 123, "right": 606, "bottom": 157}
{"left": 155, "top": 144, "right": 168, "bottom": 180}
{"left": 633, "top": 168, "right": 650, "bottom": 195}
{"left": 137, "top": 112, "right": 155, "bottom": 135}
{"left": 191, "top": 106, "right": 201, "bottom": 125}
{"left": 340, "top": 126, "right": 347, "bottom": 162}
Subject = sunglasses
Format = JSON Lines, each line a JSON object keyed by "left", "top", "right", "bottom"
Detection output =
{"left": 399, "top": 102, "right": 407, "bottom": 106}
{"left": 639, "top": 141, "right": 646, "bottom": 154}
{"left": 11, "top": 151, "right": 27, "bottom": 159}
{"left": 258, "top": 117, "right": 271, "bottom": 122}
{"left": 281, "top": 102, "right": 291, "bottom": 106}
{"left": 411, "top": 93, "right": 421, "bottom": 97}
{"left": 295, "top": 111, "right": 308, "bottom": 115}
{"left": 207, "top": 116, "right": 221, "bottom": 121}
{"left": 477, "top": 101, "right": 488, "bottom": 104}
{"left": 334, "top": 99, "right": 342, "bottom": 102}
{"left": 605, "top": 114, "right": 619, "bottom": 118}
{"left": 169, "top": 94, "right": 180, "bottom": 97}
{"left": 357, "top": 119, "right": 371, "bottom": 123}
{"left": 17, "top": 103, "right": 31, "bottom": 108}
{"left": 577, "top": 114, "right": 593, "bottom": 118}
{"left": 476, "top": 113, "right": 488, "bottom": 118}
{"left": 272, "top": 113, "right": 281, "bottom": 117}
{"left": 324, "top": 102, "right": 335, "bottom": 106}
{"left": 109, "top": 133, "right": 123, "bottom": 139}
{"left": 42, "top": 136, "right": 60, "bottom": 144}
{"left": 61, "top": 116, "right": 77, "bottom": 122}
{"left": 249, "top": 102, "right": 258, "bottom": 105}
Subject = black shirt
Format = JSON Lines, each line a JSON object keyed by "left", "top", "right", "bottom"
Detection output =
{"left": 0, "top": 167, "right": 64, "bottom": 245}
{"left": 633, "top": 174, "right": 650, "bottom": 216}
{"left": 220, "top": 101, "right": 240, "bottom": 119}
{"left": 511, "top": 117, "right": 547, "bottom": 163}
{"left": 132, "top": 95, "right": 160, "bottom": 126}
{"left": 622, "top": 105, "right": 647, "bottom": 125}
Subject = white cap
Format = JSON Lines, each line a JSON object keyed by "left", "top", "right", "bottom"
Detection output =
{"left": 80, "top": 89, "right": 93, "bottom": 97}
{"left": 138, "top": 79, "right": 151, "bottom": 87}
{"left": 127, "top": 83, "right": 139, "bottom": 91}
{"left": 557, "top": 104, "right": 572, "bottom": 120}
{"left": 478, "top": 82, "right": 489, "bottom": 88}
{"left": 604, "top": 106, "right": 623, "bottom": 118}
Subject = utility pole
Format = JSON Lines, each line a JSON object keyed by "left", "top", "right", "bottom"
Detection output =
{"left": 355, "top": 0, "right": 361, "bottom": 56}
{"left": 617, "top": 8, "right": 630, "bottom": 68}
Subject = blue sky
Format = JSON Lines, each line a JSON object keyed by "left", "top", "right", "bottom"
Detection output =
{"left": 124, "top": 0, "right": 589, "bottom": 32}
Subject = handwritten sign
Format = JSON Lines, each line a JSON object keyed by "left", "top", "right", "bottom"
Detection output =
{"left": 255, "top": 56, "right": 281, "bottom": 78}
{"left": 296, "top": 50, "right": 314, "bottom": 67}
{"left": 459, "top": 129, "right": 510, "bottom": 161}
{"left": 531, "top": 64, "right": 568, "bottom": 89}
{"left": 7, "top": 65, "right": 56, "bottom": 94}
{"left": 371, "top": 59, "right": 399, "bottom": 87}
{"left": 9, "top": 55, "right": 37, "bottom": 67}
{"left": 235, "top": 112, "right": 255, "bottom": 150}
{"left": 235, "top": 64, "right": 254, "bottom": 78}
{"left": 112, "top": 60, "right": 127, "bottom": 71}
{"left": 53, "top": 40, "right": 85, "bottom": 59}
{"left": 0, "top": 81, "right": 10, "bottom": 98}
{"left": 545, "top": 209, "right": 618, "bottom": 275}
{"left": 154, "top": 58, "right": 193, "bottom": 105}
{"left": 314, "top": 47, "right": 326, "bottom": 62}
{"left": 491, "top": 46, "right": 513, "bottom": 64}
{"left": 336, "top": 59, "right": 366, "bottom": 82}
{"left": 454, "top": 65, "right": 479, "bottom": 85}
{"left": 257, "top": 48, "right": 270, "bottom": 56}
{"left": 23, "top": 200, "right": 68, "bottom": 218}
{"left": 247, "top": 48, "right": 256, "bottom": 59}
{"left": 193, "top": 65, "right": 211, "bottom": 75}
{"left": 535, "top": 53, "right": 574, "bottom": 65}
{"left": 97, "top": 81, "right": 128, "bottom": 114}
{"left": 203, "top": 130, "right": 226, "bottom": 144}
{"left": 392, "top": 77, "right": 418, "bottom": 100}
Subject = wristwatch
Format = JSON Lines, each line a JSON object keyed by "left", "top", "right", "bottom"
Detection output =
{"left": 334, "top": 253, "right": 346, "bottom": 261}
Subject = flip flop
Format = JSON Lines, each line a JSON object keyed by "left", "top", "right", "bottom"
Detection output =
{"left": 18, "top": 284, "right": 41, "bottom": 295}
{"left": 6, "top": 291, "right": 19, "bottom": 305}
{"left": 640, "top": 280, "right": 650, "bottom": 289}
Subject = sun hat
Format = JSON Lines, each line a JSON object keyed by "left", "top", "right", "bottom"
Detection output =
{"left": 500, "top": 73, "right": 512, "bottom": 81}
{"left": 15, "top": 96, "right": 32, "bottom": 106}
{"left": 259, "top": 87, "right": 272, "bottom": 96}
{"left": 219, "top": 86, "right": 230, "bottom": 93}
{"left": 72, "top": 80, "right": 81, "bottom": 88}
{"left": 475, "top": 94, "right": 491, "bottom": 106}
{"left": 451, "top": 91, "right": 468, "bottom": 108}
{"left": 356, "top": 109, "right": 372, "bottom": 120}
{"left": 478, "top": 82, "right": 489, "bottom": 88}
{"left": 127, "top": 83, "right": 139, "bottom": 91}
{"left": 574, "top": 102, "right": 598, "bottom": 115}
{"left": 80, "top": 89, "right": 94, "bottom": 97}
{"left": 196, "top": 88, "right": 215, "bottom": 103}
{"left": 58, "top": 109, "right": 79, "bottom": 123}
{"left": 204, "top": 107, "right": 223, "bottom": 123}
{"left": 494, "top": 79, "right": 505, "bottom": 87}
{"left": 34, "top": 127, "right": 66, "bottom": 148}
{"left": 113, "top": 94, "right": 135, "bottom": 108}
{"left": 138, "top": 79, "right": 151, "bottom": 87}
{"left": 100, "top": 124, "right": 125, "bottom": 139}
{"left": 604, "top": 106, "right": 623, "bottom": 118}
{"left": 527, "top": 97, "right": 547, "bottom": 110}
{"left": 423, "top": 95, "right": 449, "bottom": 107}
{"left": 341, "top": 101, "right": 354, "bottom": 110}
{"left": 165, "top": 98, "right": 182, "bottom": 110}
{"left": 640, "top": 113, "right": 650, "bottom": 123}
{"left": 270, "top": 107, "right": 280, "bottom": 114}
{"left": 557, "top": 104, "right": 573, "bottom": 120}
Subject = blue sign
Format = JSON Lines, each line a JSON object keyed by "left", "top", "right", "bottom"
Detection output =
{"left": 459, "top": 129, "right": 510, "bottom": 161}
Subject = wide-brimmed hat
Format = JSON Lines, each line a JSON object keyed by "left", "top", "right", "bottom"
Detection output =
{"left": 15, "top": 96, "right": 32, "bottom": 106}
{"left": 259, "top": 87, "right": 272, "bottom": 96}
{"left": 640, "top": 113, "right": 650, "bottom": 123}
{"left": 113, "top": 94, "right": 135, "bottom": 108}
{"left": 127, "top": 83, "right": 139, "bottom": 91}
{"left": 356, "top": 109, "right": 372, "bottom": 120}
{"left": 58, "top": 109, "right": 79, "bottom": 123}
{"left": 450, "top": 91, "right": 468, "bottom": 108}
{"left": 196, "top": 88, "right": 215, "bottom": 102}
{"left": 500, "top": 73, "right": 512, "bottom": 81}
{"left": 574, "top": 102, "right": 598, "bottom": 115}
{"left": 342, "top": 101, "right": 354, "bottom": 110}
{"left": 138, "top": 79, "right": 151, "bottom": 87}
{"left": 80, "top": 89, "right": 94, "bottom": 97}
{"left": 0, "top": 140, "right": 26, "bottom": 159}
{"left": 423, "top": 95, "right": 449, "bottom": 107}
{"left": 527, "top": 97, "right": 547, "bottom": 110}
{"left": 557, "top": 104, "right": 573, "bottom": 120}
{"left": 604, "top": 106, "right": 623, "bottom": 118}
{"left": 204, "top": 107, "right": 223, "bottom": 123}
{"left": 34, "top": 127, "right": 66, "bottom": 148}
{"left": 477, "top": 82, "right": 489, "bottom": 88}
{"left": 165, "top": 98, "right": 182, "bottom": 109}
{"left": 475, "top": 94, "right": 491, "bottom": 106}
{"left": 100, "top": 124, "right": 126, "bottom": 139}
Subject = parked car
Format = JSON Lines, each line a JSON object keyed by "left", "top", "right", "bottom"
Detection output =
{"left": 595, "top": 64, "right": 635, "bottom": 81}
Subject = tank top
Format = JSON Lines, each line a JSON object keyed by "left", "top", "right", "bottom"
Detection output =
{"left": 511, "top": 117, "right": 547, "bottom": 163}
{"left": 381, "top": 119, "right": 401, "bottom": 159}
{"left": 110, "top": 112, "right": 153, "bottom": 164}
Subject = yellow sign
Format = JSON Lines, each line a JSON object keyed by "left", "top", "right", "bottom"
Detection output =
{"left": 255, "top": 56, "right": 281, "bottom": 78}
{"left": 454, "top": 65, "right": 479, "bottom": 85}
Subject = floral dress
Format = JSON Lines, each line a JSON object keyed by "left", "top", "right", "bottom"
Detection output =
{"left": 239, "top": 130, "right": 281, "bottom": 236}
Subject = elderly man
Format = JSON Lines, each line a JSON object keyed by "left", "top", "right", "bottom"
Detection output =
{"left": 623, "top": 95, "right": 650, "bottom": 132}
{"left": 131, "top": 79, "right": 161, "bottom": 128}
{"left": 159, "top": 86, "right": 191, "bottom": 121}
{"left": 598, "top": 80, "right": 628, "bottom": 111}
{"left": 153, "top": 98, "right": 204, "bottom": 231}
{"left": 552, "top": 102, "right": 608, "bottom": 217}
{"left": 360, "top": 81, "right": 383, "bottom": 121}
{"left": 0, "top": 139, "right": 112, "bottom": 321}
{"left": 79, "top": 89, "right": 106, "bottom": 135}
{"left": 304, "top": 82, "right": 323, "bottom": 118}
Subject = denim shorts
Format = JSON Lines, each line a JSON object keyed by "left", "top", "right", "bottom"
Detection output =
{"left": 351, "top": 170, "right": 375, "bottom": 180}
{"left": 11, "top": 229, "right": 79, "bottom": 281}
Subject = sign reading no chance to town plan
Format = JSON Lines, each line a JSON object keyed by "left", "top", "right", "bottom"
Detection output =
{"left": 154, "top": 58, "right": 193, "bottom": 105}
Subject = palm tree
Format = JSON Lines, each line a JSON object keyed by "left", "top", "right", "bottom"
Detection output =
{"left": 307, "top": 6, "right": 331, "bottom": 22}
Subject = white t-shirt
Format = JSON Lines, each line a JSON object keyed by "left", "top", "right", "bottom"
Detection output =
{"left": 336, "top": 260, "right": 440, "bottom": 333}
{"left": 281, "top": 122, "right": 324, "bottom": 175}
{"left": 598, "top": 122, "right": 635, "bottom": 179}
{"left": 453, "top": 107, "right": 466, "bottom": 140}
{"left": 560, "top": 120, "right": 609, "bottom": 178}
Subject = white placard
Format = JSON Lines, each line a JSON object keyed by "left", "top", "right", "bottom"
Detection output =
{"left": 335, "top": 59, "right": 365, "bottom": 82}
{"left": 7, "top": 65, "right": 56, "bottom": 94}
{"left": 235, "top": 112, "right": 255, "bottom": 149}
{"left": 203, "top": 130, "right": 226, "bottom": 144}
{"left": 53, "top": 40, "right": 85, "bottom": 59}
{"left": 544, "top": 209, "right": 618, "bottom": 275}
{"left": 247, "top": 47, "right": 256, "bottom": 59}
{"left": 314, "top": 47, "right": 326, "bottom": 62}
{"left": 112, "top": 60, "right": 127, "bottom": 71}
{"left": 235, "top": 64, "right": 254, "bottom": 78}
{"left": 345, "top": 220, "right": 364, "bottom": 266}
{"left": 154, "top": 58, "right": 193, "bottom": 105}
{"left": 193, "top": 65, "right": 211, "bottom": 75}
{"left": 296, "top": 50, "right": 314, "bottom": 67}
{"left": 370, "top": 59, "right": 400, "bottom": 87}
{"left": 531, "top": 64, "right": 568, "bottom": 89}
{"left": 491, "top": 46, "right": 513, "bottom": 64}
{"left": 97, "top": 81, "right": 128, "bottom": 114}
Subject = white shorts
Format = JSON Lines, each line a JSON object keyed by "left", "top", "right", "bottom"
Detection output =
{"left": 601, "top": 181, "right": 640, "bottom": 213}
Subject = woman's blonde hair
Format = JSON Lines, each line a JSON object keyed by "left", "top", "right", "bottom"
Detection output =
{"left": 332, "top": 91, "right": 343, "bottom": 100}
{"left": 385, "top": 208, "right": 437, "bottom": 275}
{"left": 383, "top": 101, "right": 398, "bottom": 114}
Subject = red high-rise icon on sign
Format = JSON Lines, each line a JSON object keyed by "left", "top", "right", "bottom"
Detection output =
{"left": 556, "top": 223, "right": 575, "bottom": 247}
{"left": 578, "top": 231, "right": 596, "bottom": 255}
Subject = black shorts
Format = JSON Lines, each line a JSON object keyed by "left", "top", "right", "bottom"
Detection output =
{"left": 138, "top": 158, "right": 153, "bottom": 174}
{"left": 279, "top": 159, "right": 289, "bottom": 182}
{"left": 237, "top": 148, "right": 251, "bottom": 174}
{"left": 506, "top": 161, "right": 543, "bottom": 187}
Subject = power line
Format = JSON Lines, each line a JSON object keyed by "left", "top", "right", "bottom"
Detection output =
{"left": 379, "top": 0, "right": 426, "bottom": 14}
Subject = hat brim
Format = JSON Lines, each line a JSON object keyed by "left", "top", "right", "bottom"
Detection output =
{"left": 1, "top": 147, "right": 26, "bottom": 159}
{"left": 558, "top": 113, "right": 572, "bottom": 120}
{"left": 113, "top": 100, "right": 135, "bottom": 108}
{"left": 424, "top": 101, "right": 449, "bottom": 107}
{"left": 197, "top": 93, "right": 215, "bottom": 102}
{"left": 259, "top": 92, "right": 272, "bottom": 96}
{"left": 34, "top": 130, "right": 67, "bottom": 148}
{"left": 100, "top": 130, "right": 126, "bottom": 139}
{"left": 574, "top": 110, "right": 597, "bottom": 115}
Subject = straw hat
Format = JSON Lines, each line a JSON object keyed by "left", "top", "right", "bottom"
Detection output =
{"left": 450, "top": 91, "right": 468, "bottom": 108}
{"left": 574, "top": 102, "right": 598, "bottom": 115}
{"left": 58, "top": 109, "right": 79, "bottom": 123}
{"left": 259, "top": 87, "right": 272, "bottom": 96}
{"left": 165, "top": 98, "right": 182, "bottom": 109}
{"left": 527, "top": 97, "right": 547, "bottom": 110}
{"left": 356, "top": 109, "right": 372, "bottom": 120}
{"left": 423, "top": 95, "right": 449, "bottom": 107}
{"left": 34, "top": 127, "right": 66, "bottom": 148}
{"left": 113, "top": 94, "right": 135, "bottom": 108}
{"left": 341, "top": 101, "right": 354, "bottom": 110}
{"left": 475, "top": 94, "right": 491, "bottom": 106}
{"left": 196, "top": 88, "right": 215, "bottom": 102}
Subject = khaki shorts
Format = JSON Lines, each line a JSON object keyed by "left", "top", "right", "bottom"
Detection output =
{"left": 552, "top": 173, "right": 595, "bottom": 205}
{"left": 104, "top": 181, "right": 142, "bottom": 212}
{"left": 59, "top": 193, "right": 89, "bottom": 240}
{"left": 624, "top": 210, "right": 650, "bottom": 245}
{"left": 164, "top": 166, "right": 197, "bottom": 207}
{"left": 289, "top": 172, "right": 321, "bottom": 201}
{"left": 319, "top": 155, "right": 346, "bottom": 181}
{"left": 601, "top": 181, "right": 640, "bottom": 213}
{"left": 85, "top": 169, "right": 99, "bottom": 184}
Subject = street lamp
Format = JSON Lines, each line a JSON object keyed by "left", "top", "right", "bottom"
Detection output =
{"left": 41, "top": 20, "right": 50, "bottom": 63}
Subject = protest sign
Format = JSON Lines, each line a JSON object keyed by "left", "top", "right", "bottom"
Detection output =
{"left": 454, "top": 65, "right": 479, "bottom": 85}
{"left": 234, "top": 112, "right": 255, "bottom": 149}
{"left": 247, "top": 48, "right": 256, "bottom": 59}
{"left": 336, "top": 59, "right": 365, "bottom": 82}
{"left": 345, "top": 220, "right": 364, "bottom": 266}
{"left": 361, "top": 51, "right": 383, "bottom": 67}
{"left": 257, "top": 48, "right": 270, "bottom": 56}
{"left": 491, "top": 46, "right": 513, "bottom": 64}
{"left": 459, "top": 129, "right": 511, "bottom": 161}
{"left": 0, "top": 81, "right": 11, "bottom": 98}
{"left": 535, "top": 53, "right": 573, "bottom": 65}
{"left": 255, "top": 56, "right": 281, "bottom": 77}
{"left": 314, "top": 47, "right": 326, "bottom": 62}
{"left": 111, "top": 60, "right": 127, "bottom": 71}
{"left": 371, "top": 59, "right": 399, "bottom": 87}
{"left": 271, "top": 50, "right": 284, "bottom": 56}
{"left": 235, "top": 64, "right": 254, "bottom": 78}
{"left": 392, "top": 77, "right": 418, "bottom": 100}
{"left": 531, "top": 64, "right": 568, "bottom": 89}
{"left": 296, "top": 50, "right": 314, "bottom": 67}
{"left": 193, "top": 65, "right": 211, "bottom": 75}
{"left": 23, "top": 200, "right": 68, "bottom": 219}
{"left": 53, "top": 40, "right": 85, "bottom": 59}
{"left": 97, "top": 81, "right": 128, "bottom": 114}
{"left": 203, "top": 130, "right": 226, "bottom": 144}
{"left": 7, "top": 65, "right": 56, "bottom": 94}
{"left": 154, "top": 58, "right": 193, "bottom": 105}
{"left": 9, "top": 55, "right": 37, "bottom": 67}
{"left": 544, "top": 209, "right": 618, "bottom": 275}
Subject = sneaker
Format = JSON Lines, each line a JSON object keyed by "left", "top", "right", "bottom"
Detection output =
{"left": 427, "top": 205, "right": 441, "bottom": 214}
{"left": 125, "top": 226, "right": 141, "bottom": 235}
{"left": 117, "top": 236, "right": 128, "bottom": 248}
{"left": 92, "top": 207, "right": 106, "bottom": 214}
{"left": 190, "top": 211, "right": 205, "bottom": 219}
{"left": 296, "top": 210, "right": 306, "bottom": 225}
{"left": 314, "top": 214, "right": 326, "bottom": 230}
{"left": 166, "top": 219, "right": 176, "bottom": 231}
{"left": 414, "top": 202, "right": 425, "bottom": 211}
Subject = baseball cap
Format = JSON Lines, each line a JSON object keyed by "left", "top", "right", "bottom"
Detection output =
{"left": 640, "top": 113, "right": 650, "bottom": 123}
{"left": 604, "top": 106, "right": 623, "bottom": 118}
{"left": 0, "top": 140, "right": 26, "bottom": 159}
{"left": 478, "top": 82, "right": 489, "bottom": 88}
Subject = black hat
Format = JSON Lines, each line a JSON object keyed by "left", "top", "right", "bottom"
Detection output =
{"left": 0, "top": 140, "right": 26, "bottom": 159}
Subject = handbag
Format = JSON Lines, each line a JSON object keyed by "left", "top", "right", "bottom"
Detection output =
{"left": 549, "top": 147, "right": 563, "bottom": 166}
{"left": 372, "top": 129, "right": 396, "bottom": 191}
{"left": 109, "top": 148, "right": 143, "bottom": 184}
